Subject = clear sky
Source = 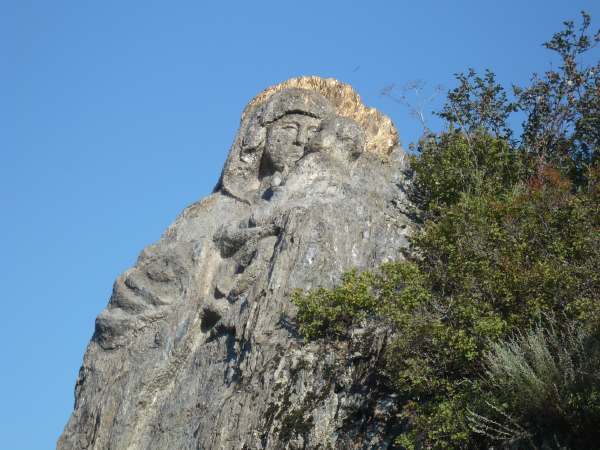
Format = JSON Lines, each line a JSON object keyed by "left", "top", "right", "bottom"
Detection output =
{"left": 2, "top": 1, "right": 599, "bottom": 448}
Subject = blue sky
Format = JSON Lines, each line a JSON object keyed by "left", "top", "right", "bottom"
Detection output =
{"left": 2, "top": 1, "right": 599, "bottom": 448}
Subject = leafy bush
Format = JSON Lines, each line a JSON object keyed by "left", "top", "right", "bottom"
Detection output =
{"left": 415, "top": 172, "right": 600, "bottom": 328}
{"left": 411, "top": 131, "right": 523, "bottom": 212}
{"left": 292, "top": 269, "right": 378, "bottom": 340}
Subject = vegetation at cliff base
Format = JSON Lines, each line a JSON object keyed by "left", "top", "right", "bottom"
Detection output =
{"left": 293, "top": 12, "right": 600, "bottom": 449}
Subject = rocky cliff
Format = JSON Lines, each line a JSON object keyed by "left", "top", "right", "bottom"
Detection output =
{"left": 58, "top": 77, "right": 414, "bottom": 450}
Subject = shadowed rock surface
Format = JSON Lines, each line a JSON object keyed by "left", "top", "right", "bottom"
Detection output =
{"left": 58, "top": 77, "right": 414, "bottom": 450}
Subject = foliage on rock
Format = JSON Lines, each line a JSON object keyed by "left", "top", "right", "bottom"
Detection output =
{"left": 293, "top": 11, "right": 600, "bottom": 449}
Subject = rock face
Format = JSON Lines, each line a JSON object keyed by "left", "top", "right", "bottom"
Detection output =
{"left": 58, "top": 77, "right": 414, "bottom": 450}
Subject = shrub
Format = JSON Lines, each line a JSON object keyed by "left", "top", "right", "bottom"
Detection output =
{"left": 292, "top": 269, "right": 378, "bottom": 340}
{"left": 473, "top": 317, "right": 600, "bottom": 448}
{"left": 411, "top": 131, "right": 523, "bottom": 212}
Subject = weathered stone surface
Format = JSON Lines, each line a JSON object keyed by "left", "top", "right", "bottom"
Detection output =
{"left": 58, "top": 77, "right": 414, "bottom": 450}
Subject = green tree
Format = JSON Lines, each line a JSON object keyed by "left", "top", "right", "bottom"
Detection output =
{"left": 516, "top": 11, "right": 600, "bottom": 185}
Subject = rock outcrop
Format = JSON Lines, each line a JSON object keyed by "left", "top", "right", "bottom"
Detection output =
{"left": 58, "top": 77, "right": 414, "bottom": 450}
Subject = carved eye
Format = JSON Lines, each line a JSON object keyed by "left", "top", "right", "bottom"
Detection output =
{"left": 281, "top": 124, "right": 298, "bottom": 131}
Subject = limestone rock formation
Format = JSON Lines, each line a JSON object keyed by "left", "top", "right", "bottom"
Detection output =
{"left": 58, "top": 77, "right": 414, "bottom": 450}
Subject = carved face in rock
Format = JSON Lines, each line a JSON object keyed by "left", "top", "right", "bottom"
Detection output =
{"left": 219, "top": 88, "right": 334, "bottom": 201}
{"left": 308, "top": 116, "right": 366, "bottom": 161}
{"left": 263, "top": 113, "right": 321, "bottom": 174}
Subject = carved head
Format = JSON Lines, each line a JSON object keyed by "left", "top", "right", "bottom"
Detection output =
{"left": 308, "top": 116, "right": 366, "bottom": 161}
{"left": 218, "top": 78, "right": 400, "bottom": 203}
{"left": 220, "top": 88, "right": 334, "bottom": 201}
{"left": 256, "top": 88, "right": 334, "bottom": 175}
{"left": 263, "top": 113, "right": 321, "bottom": 174}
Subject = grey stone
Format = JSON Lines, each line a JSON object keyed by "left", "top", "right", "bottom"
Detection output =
{"left": 58, "top": 79, "right": 414, "bottom": 450}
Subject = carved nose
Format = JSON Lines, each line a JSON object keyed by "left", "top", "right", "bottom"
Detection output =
{"left": 295, "top": 128, "right": 309, "bottom": 146}
{"left": 310, "top": 132, "right": 334, "bottom": 152}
